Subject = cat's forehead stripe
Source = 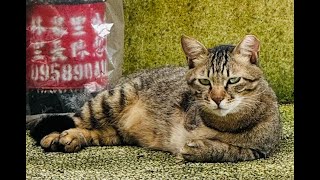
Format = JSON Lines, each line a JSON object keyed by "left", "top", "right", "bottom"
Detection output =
{"left": 209, "top": 45, "right": 234, "bottom": 77}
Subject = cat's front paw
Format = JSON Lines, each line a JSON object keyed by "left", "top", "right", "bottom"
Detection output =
{"left": 58, "top": 129, "right": 84, "bottom": 153}
{"left": 40, "top": 132, "right": 61, "bottom": 151}
{"left": 40, "top": 129, "right": 84, "bottom": 153}
{"left": 180, "top": 139, "right": 207, "bottom": 162}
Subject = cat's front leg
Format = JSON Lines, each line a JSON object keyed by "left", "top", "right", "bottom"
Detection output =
{"left": 40, "top": 127, "right": 121, "bottom": 152}
{"left": 180, "top": 139, "right": 267, "bottom": 162}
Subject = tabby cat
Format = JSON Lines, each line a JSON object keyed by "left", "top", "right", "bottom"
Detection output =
{"left": 27, "top": 35, "right": 282, "bottom": 162}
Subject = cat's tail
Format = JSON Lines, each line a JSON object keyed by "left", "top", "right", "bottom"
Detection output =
{"left": 26, "top": 113, "right": 76, "bottom": 144}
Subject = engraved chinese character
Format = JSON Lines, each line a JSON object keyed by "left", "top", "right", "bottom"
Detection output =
{"left": 70, "top": 16, "right": 86, "bottom": 36}
{"left": 30, "top": 16, "right": 46, "bottom": 36}
{"left": 92, "top": 13, "right": 104, "bottom": 26}
{"left": 32, "top": 41, "right": 46, "bottom": 61}
{"left": 51, "top": 16, "right": 68, "bottom": 37}
{"left": 93, "top": 36, "right": 105, "bottom": 58}
{"left": 50, "top": 40, "right": 67, "bottom": 62}
{"left": 71, "top": 39, "right": 90, "bottom": 60}
{"left": 91, "top": 13, "right": 113, "bottom": 37}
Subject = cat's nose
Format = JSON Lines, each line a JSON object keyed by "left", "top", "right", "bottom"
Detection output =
{"left": 210, "top": 86, "right": 225, "bottom": 106}
{"left": 212, "top": 96, "right": 223, "bottom": 106}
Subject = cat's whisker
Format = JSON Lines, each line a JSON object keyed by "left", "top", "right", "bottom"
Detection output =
{"left": 238, "top": 102, "right": 257, "bottom": 110}
{"left": 242, "top": 99, "right": 260, "bottom": 105}
{"left": 246, "top": 88, "right": 268, "bottom": 97}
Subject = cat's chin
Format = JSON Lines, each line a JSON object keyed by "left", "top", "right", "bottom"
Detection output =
{"left": 211, "top": 108, "right": 231, "bottom": 117}
{"left": 202, "top": 104, "right": 234, "bottom": 117}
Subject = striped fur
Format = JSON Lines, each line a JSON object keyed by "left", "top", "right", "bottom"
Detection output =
{"left": 28, "top": 35, "right": 282, "bottom": 163}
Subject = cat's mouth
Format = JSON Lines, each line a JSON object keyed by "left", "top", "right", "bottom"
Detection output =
{"left": 200, "top": 101, "right": 228, "bottom": 110}
{"left": 206, "top": 102, "right": 234, "bottom": 116}
{"left": 212, "top": 102, "right": 229, "bottom": 110}
{"left": 214, "top": 106, "right": 227, "bottom": 110}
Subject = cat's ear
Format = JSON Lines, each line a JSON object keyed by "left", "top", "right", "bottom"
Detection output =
{"left": 181, "top": 35, "right": 208, "bottom": 68}
{"left": 233, "top": 35, "right": 260, "bottom": 65}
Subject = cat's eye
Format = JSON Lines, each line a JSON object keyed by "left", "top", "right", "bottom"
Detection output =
{"left": 199, "top": 79, "right": 211, "bottom": 85}
{"left": 228, "top": 77, "right": 241, "bottom": 84}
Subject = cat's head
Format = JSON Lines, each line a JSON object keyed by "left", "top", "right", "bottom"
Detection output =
{"left": 181, "top": 35, "right": 264, "bottom": 117}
